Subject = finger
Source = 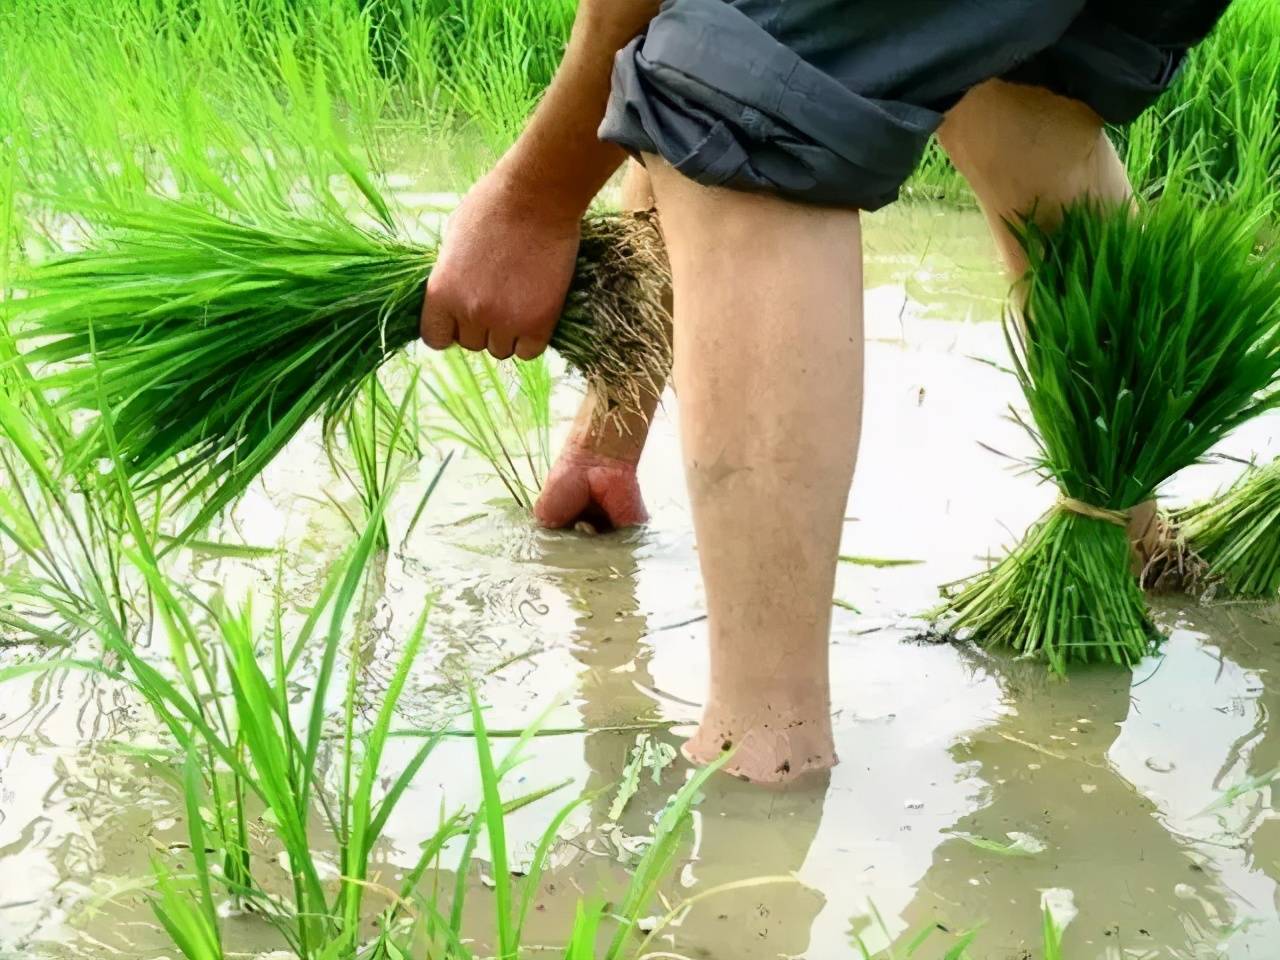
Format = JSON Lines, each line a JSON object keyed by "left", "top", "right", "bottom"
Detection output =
{"left": 486, "top": 330, "right": 516, "bottom": 361}
{"left": 419, "top": 295, "right": 457, "bottom": 351}
{"left": 514, "top": 335, "right": 550, "bottom": 361}
{"left": 533, "top": 467, "right": 589, "bottom": 530}
{"left": 456, "top": 318, "right": 488, "bottom": 353}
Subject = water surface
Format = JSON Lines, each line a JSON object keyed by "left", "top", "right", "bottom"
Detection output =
{"left": 2, "top": 201, "right": 1278, "bottom": 960}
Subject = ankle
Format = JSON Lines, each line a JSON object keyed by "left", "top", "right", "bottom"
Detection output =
{"left": 706, "top": 688, "right": 831, "bottom": 729}
{"left": 685, "top": 700, "right": 836, "bottom": 784}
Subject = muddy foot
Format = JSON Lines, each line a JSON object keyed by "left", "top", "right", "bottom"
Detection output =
{"left": 682, "top": 709, "right": 837, "bottom": 785}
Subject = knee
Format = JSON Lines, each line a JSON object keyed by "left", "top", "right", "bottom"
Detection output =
{"left": 938, "top": 78, "right": 1105, "bottom": 180}
{"left": 938, "top": 78, "right": 1131, "bottom": 220}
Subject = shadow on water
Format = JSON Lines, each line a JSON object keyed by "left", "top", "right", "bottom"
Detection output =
{"left": 894, "top": 656, "right": 1230, "bottom": 956}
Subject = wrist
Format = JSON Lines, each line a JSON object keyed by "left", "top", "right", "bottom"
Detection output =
{"left": 565, "top": 426, "right": 646, "bottom": 467}
{"left": 493, "top": 148, "right": 625, "bottom": 226}
{"left": 481, "top": 160, "right": 585, "bottom": 227}
{"left": 566, "top": 386, "right": 658, "bottom": 464}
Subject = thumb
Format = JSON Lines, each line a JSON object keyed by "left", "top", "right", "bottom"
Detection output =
{"left": 420, "top": 278, "right": 458, "bottom": 351}
{"left": 534, "top": 467, "right": 591, "bottom": 529}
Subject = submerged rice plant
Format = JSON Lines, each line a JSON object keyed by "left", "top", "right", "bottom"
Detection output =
{"left": 425, "top": 349, "right": 554, "bottom": 512}
{"left": 934, "top": 200, "right": 1280, "bottom": 672}
{"left": 7, "top": 189, "right": 670, "bottom": 543}
{"left": 0, "top": 496, "right": 725, "bottom": 958}
{"left": 1171, "top": 457, "right": 1280, "bottom": 598}
{"left": 848, "top": 900, "right": 1069, "bottom": 959}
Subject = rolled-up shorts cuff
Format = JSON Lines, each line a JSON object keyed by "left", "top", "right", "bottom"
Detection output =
{"left": 1006, "top": 1, "right": 1233, "bottom": 124}
{"left": 598, "top": 0, "right": 940, "bottom": 211}
{"left": 600, "top": 0, "right": 1232, "bottom": 208}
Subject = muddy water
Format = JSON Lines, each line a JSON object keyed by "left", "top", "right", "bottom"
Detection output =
{"left": 3, "top": 202, "right": 1280, "bottom": 960}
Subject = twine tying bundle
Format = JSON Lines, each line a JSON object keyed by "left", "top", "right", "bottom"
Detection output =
{"left": 1054, "top": 496, "right": 1204, "bottom": 590}
{"left": 1055, "top": 496, "right": 1130, "bottom": 527}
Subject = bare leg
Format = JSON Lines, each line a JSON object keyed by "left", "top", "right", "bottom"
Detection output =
{"left": 938, "top": 79, "right": 1158, "bottom": 560}
{"left": 535, "top": 161, "right": 668, "bottom": 529}
{"left": 937, "top": 78, "right": 1132, "bottom": 275}
{"left": 644, "top": 156, "right": 863, "bottom": 783}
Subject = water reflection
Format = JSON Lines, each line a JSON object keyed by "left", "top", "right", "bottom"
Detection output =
{"left": 893, "top": 653, "right": 1230, "bottom": 956}
{"left": 537, "top": 528, "right": 830, "bottom": 958}
{"left": 883, "top": 603, "right": 1280, "bottom": 960}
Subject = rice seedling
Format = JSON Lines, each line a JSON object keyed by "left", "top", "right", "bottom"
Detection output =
{"left": 0, "top": 0, "right": 574, "bottom": 203}
{"left": 849, "top": 901, "right": 979, "bottom": 959}
{"left": 943, "top": 830, "right": 1047, "bottom": 857}
{"left": 1170, "top": 457, "right": 1280, "bottom": 598}
{"left": 0, "top": 371, "right": 722, "bottom": 958}
{"left": 325, "top": 369, "right": 429, "bottom": 548}
{"left": 423, "top": 350, "right": 554, "bottom": 511}
{"left": 7, "top": 185, "right": 670, "bottom": 543}
{"left": 0, "top": 309, "right": 135, "bottom": 646}
{"left": 933, "top": 199, "right": 1280, "bottom": 672}
{"left": 6, "top": 0, "right": 1280, "bottom": 220}
{"left": 1, "top": 492, "right": 723, "bottom": 960}
{"left": 849, "top": 900, "right": 1074, "bottom": 959}
{"left": 372, "top": 0, "right": 577, "bottom": 144}
{"left": 1040, "top": 902, "right": 1067, "bottom": 960}
{"left": 2, "top": 515, "right": 726, "bottom": 958}
{"left": 1197, "top": 761, "right": 1280, "bottom": 819}
{"left": 1117, "top": 0, "right": 1280, "bottom": 218}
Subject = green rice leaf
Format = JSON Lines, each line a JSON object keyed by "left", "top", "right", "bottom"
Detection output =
{"left": 10, "top": 193, "right": 669, "bottom": 542}
{"left": 936, "top": 200, "right": 1280, "bottom": 670}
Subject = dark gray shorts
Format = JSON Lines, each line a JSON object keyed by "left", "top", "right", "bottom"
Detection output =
{"left": 600, "top": 0, "right": 1232, "bottom": 209}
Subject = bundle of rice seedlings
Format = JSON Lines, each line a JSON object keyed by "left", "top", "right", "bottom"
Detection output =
{"left": 935, "top": 200, "right": 1280, "bottom": 672}
{"left": 1170, "top": 456, "right": 1280, "bottom": 598}
{"left": 7, "top": 196, "right": 670, "bottom": 541}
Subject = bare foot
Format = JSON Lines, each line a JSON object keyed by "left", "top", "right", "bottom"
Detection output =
{"left": 534, "top": 439, "right": 648, "bottom": 531}
{"left": 682, "top": 703, "right": 837, "bottom": 785}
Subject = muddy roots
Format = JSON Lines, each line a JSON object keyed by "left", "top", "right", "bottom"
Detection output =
{"left": 1135, "top": 510, "right": 1208, "bottom": 594}
{"left": 558, "top": 212, "right": 672, "bottom": 428}
{"left": 1161, "top": 459, "right": 1280, "bottom": 599}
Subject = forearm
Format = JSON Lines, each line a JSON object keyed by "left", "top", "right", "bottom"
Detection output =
{"left": 494, "top": 0, "right": 660, "bottom": 217}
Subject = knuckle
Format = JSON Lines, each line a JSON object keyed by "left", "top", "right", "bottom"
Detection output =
{"left": 515, "top": 338, "right": 548, "bottom": 361}
{"left": 420, "top": 312, "right": 454, "bottom": 349}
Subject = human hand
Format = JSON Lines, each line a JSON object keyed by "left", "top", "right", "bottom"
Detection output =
{"left": 420, "top": 169, "right": 582, "bottom": 361}
{"left": 534, "top": 436, "right": 649, "bottom": 531}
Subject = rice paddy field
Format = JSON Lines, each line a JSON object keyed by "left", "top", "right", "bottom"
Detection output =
{"left": 2, "top": 2, "right": 1280, "bottom": 959}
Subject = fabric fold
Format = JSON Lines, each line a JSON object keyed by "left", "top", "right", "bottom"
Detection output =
{"left": 599, "top": 0, "right": 940, "bottom": 210}
{"left": 600, "top": 0, "right": 1234, "bottom": 208}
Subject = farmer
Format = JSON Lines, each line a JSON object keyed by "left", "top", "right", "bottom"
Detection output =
{"left": 420, "top": 1, "right": 1232, "bottom": 784}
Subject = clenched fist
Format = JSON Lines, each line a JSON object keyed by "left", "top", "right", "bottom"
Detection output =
{"left": 421, "top": 170, "right": 582, "bottom": 361}
{"left": 534, "top": 438, "right": 648, "bottom": 531}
